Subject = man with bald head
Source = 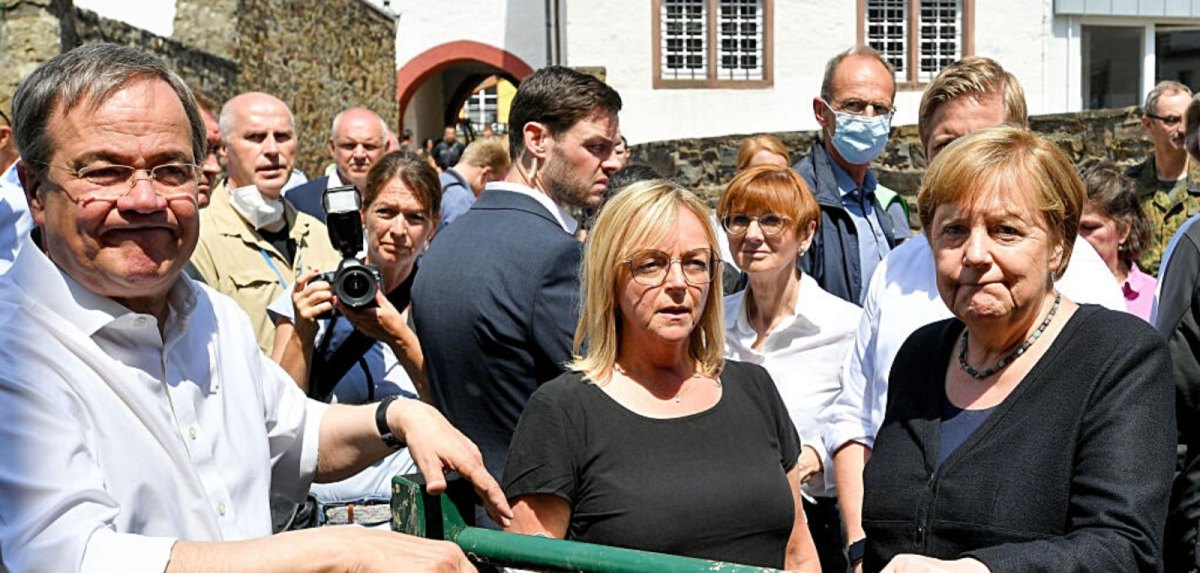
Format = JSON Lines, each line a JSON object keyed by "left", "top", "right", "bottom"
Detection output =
{"left": 795, "top": 46, "right": 909, "bottom": 307}
{"left": 286, "top": 107, "right": 392, "bottom": 222}
{"left": 191, "top": 92, "right": 339, "bottom": 353}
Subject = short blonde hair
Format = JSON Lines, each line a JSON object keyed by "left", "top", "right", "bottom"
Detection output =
{"left": 918, "top": 127, "right": 1083, "bottom": 280}
{"left": 735, "top": 135, "right": 790, "bottom": 172}
{"left": 570, "top": 180, "right": 725, "bottom": 382}
{"left": 459, "top": 138, "right": 511, "bottom": 173}
{"left": 717, "top": 165, "right": 821, "bottom": 234}
{"left": 917, "top": 56, "right": 1028, "bottom": 154}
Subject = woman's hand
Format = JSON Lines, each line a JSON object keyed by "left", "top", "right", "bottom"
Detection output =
{"left": 339, "top": 290, "right": 432, "bottom": 401}
{"left": 796, "top": 445, "right": 822, "bottom": 484}
{"left": 292, "top": 268, "right": 334, "bottom": 325}
{"left": 337, "top": 288, "right": 409, "bottom": 344}
{"left": 881, "top": 554, "right": 990, "bottom": 573}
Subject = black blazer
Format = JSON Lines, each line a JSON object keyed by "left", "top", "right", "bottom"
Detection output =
{"left": 412, "top": 187, "right": 581, "bottom": 479}
{"left": 863, "top": 305, "right": 1175, "bottom": 572}
{"left": 284, "top": 176, "right": 330, "bottom": 223}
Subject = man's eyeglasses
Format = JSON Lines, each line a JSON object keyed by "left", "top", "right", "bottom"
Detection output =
{"left": 1146, "top": 113, "right": 1183, "bottom": 127}
{"left": 0, "top": 108, "right": 10, "bottom": 128}
{"left": 623, "top": 248, "right": 717, "bottom": 287}
{"left": 722, "top": 213, "right": 792, "bottom": 236}
{"left": 38, "top": 162, "right": 201, "bottom": 207}
{"left": 826, "top": 98, "right": 895, "bottom": 118}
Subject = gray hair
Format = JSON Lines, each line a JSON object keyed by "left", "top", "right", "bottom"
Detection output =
{"left": 12, "top": 42, "right": 206, "bottom": 174}
{"left": 330, "top": 108, "right": 388, "bottom": 140}
{"left": 1145, "top": 80, "right": 1192, "bottom": 116}
{"left": 819, "top": 45, "right": 897, "bottom": 103}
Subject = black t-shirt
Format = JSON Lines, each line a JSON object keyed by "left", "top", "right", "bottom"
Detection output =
{"left": 502, "top": 360, "right": 802, "bottom": 568}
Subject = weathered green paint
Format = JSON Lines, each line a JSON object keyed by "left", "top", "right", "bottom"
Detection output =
{"left": 392, "top": 476, "right": 782, "bottom": 573}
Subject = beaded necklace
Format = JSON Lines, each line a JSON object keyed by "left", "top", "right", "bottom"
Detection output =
{"left": 958, "top": 291, "right": 1061, "bottom": 380}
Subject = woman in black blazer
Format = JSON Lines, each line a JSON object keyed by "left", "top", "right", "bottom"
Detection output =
{"left": 861, "top": 127, "right": 1176, "bottom": 572}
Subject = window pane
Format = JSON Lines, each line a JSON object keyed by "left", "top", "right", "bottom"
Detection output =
{"left": 1083, "top": 25, "right": 1142, "bottom": 109}
{"left": 1156, "top": 28, "right": 1200, "bottom": 89}
{"left": 662, "top": 0, "right": 708, "bottom": 80}
{"left": 916, "top": 0, "right": 961, "bottom": 82}
{"left": 716, "top": 0, "right": 763, "bottom": 80}
{"left": 865, "top": 0, "right": 908, "bottom": 79}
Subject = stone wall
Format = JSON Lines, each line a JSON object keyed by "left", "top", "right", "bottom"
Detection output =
{"left": 0, "top": 0, "right": 69, "bottom": 119}
{"left": 2, "top": 0, "right": 397, "bottom": 178}
{"left": 630, "top": 108, "right": 1154, "bottom": 214}
{"left": 71, "top": 7, "right": 239, "bottom": 104}
{"left": 230, "top": 0, "right": 398, "bottom": 177}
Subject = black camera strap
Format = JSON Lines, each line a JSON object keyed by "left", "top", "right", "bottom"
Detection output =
{"left": 308, "top": 268, "right": 417, "bottom": 402}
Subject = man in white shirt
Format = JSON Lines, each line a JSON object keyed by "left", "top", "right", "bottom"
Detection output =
{"left": 1, "top": 42, "right": 508, "bottom": 573}
{"left": 411, "top": 67, "right": 623, "bottom": 526}
{"left": 0, "top": 103, "right": 30, "bottom": 274}
{"left": 823, "top": 56, "right": 1126, "bottom": 571}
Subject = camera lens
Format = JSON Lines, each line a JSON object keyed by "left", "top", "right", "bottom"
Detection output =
{"left": 344, "top": 274, "right": 369, "bottom": 298}
{"left": 335, "top": 266, "right": 378, "bottom": 308}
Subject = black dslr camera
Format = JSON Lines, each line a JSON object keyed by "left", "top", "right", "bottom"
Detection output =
{"left": 315, "top": 186, "right": 381, "bottom": 310}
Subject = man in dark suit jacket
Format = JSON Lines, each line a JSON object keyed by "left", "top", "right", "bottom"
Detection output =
{"left": 412, "top": 68, "right": 622, "bottom": 525}
{"left": 285, "top": 107, "right": 390, "bottom": 222}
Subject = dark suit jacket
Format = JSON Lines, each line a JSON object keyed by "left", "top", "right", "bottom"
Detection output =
{"left": 412, "top": 187, "right": 581, "bottom": 480}
{"left": 1154, "top": 218, "right": 1200, "bottom": 571}
{"left": 285, "top": 176, "right": 330, "bottom": 222}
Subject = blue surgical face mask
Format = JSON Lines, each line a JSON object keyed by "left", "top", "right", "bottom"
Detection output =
{"left": 824, "top": 100, "right": 892, "bottom": 165}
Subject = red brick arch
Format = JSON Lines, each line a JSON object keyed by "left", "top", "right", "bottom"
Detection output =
{"left": 395, "top": 41, "right": 535, "bottom": 131}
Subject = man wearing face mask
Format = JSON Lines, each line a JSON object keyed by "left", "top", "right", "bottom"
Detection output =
{"left": 794, "top": 46, "right": 909, "bottom": 305}
{"left": 192, "top": 92, "right": 340, "bottom": 354}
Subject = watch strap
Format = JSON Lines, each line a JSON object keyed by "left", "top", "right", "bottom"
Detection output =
{"left": 847, "top": 538, "right": 866, "bottom": 565}
{"left": 375, "top": 395, "right": 405, "bottom": 449}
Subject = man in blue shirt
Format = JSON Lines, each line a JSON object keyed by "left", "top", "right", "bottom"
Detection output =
{"left": 794, "top": 46, "right": 909, "bottom": 305}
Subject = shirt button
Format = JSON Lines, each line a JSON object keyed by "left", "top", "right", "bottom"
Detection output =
{"left": 133, "top": 317, "right": 148, "bottom": 327}
{"left": 217, "top": 502, "right": 227, "bottom": 516}
{"left": 188, "top": 427, "right": 197, "bottom": 440}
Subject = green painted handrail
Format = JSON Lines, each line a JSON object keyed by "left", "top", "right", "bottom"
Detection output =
{"left": 391, "top": 475, "right": 783, "bottom": 573}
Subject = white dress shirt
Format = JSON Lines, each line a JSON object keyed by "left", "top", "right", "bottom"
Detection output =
{"left": 0, "top": 239, "right": 327, "bottom": 573}
{"left": 487, "top": 181, "right": 579, "bottom": 235}
{"left": 0, "top": 161, "right": 31, "bottom": 275}
{"left": 724, "top": 274, "right": 861, "bottom": 499}
{"left": 822, "top": 234, "right": 1126, "bottom": 454}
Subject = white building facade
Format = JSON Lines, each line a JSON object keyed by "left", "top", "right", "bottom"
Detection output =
{"left": 392, "top": 0, "right": 1200, "bottom": 144}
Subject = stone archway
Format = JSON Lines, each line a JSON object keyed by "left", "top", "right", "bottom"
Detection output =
{"left": 395, "top": 40, "right": 534, "bottom": 133}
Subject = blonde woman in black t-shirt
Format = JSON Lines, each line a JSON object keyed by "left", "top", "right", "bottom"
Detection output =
{"left": 502, "top": 179, "right": 820, "bottom": 571}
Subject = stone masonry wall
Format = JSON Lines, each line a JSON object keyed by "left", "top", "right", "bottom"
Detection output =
{"left": 232, "top": 0, "right": 397, "bottom": 177}
{"left": 71, "top": 8, "right": 239, "bottom": 104}
{"left": 630, "top": 107, "right": 1154, "bottom": 229}
{"left": 0, "top": 0, "right": 69, "bottom": 119}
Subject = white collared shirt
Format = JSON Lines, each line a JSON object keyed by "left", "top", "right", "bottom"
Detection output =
{"left": 822, "top": 234, "right": 1126, "bottom": 454}
{"left": 0, "top": 239, "right": 327, "bottom": 573}
{"left": 724, "top": 274, "right": 861, "bottom": 499}
{"left": 486, "top": 181, "right": 579, "bottom": 235}
{"left": 0, "top": 161, "right": 31, "bottom": 275}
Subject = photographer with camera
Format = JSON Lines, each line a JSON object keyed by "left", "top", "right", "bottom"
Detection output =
{"left": 268, "top": 151, "right": 441, "bottom": 527}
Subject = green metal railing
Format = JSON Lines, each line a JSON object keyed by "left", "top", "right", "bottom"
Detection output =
{"left": 391, "top": 475, "right": 783, "bottom": 573}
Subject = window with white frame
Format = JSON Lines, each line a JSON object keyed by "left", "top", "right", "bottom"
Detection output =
{"left": 661, "top": 0, "right": 708, "bottom": 80}
{"left": 655, "top": 0, "right": 772, "bottom": 87}
{"left": 861, "top": 0, "right": 971, "bottom": 85}
{"left": 462, "top": 85, "right": 498, "bottom": 135}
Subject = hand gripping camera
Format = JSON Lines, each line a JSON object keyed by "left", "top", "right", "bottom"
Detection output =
{"left": 316, "top": 186, "right": 382, "bottom": 309}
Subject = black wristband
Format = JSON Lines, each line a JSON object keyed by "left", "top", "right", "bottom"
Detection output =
{"left": 375, "top": 395, "right": 405, "bottom": 450}
{"left": 847, "top": 538, "right": 866, "bottom": 565}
